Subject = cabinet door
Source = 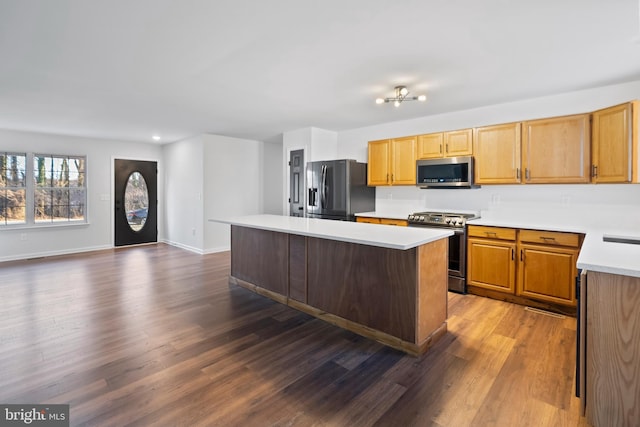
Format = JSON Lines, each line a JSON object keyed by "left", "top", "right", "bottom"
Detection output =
{"left": 592, "top": 102, "right": 633, "bottom": 183}
{"left": 474, "top": 123, "right": 521, "bottom": 184}
{"left": 417, "top": 133, "right": 444, "bottom": 159}
{"left": 522, "top": 114, "right": 591, "bottom": 183}
{"left": 367, "top": 139, "right": 390, "bottom": 186}
{"left": 517, "top": 244, "right": 578, "bottom": 306}
{"left": 390, "top": 136, "right": 417, "bottom": 185}
{"left": 445, "top": 129, "right": 473, "bottom": 157}
{"left": 467, "top": 237, "right": 516, "bottom": 293}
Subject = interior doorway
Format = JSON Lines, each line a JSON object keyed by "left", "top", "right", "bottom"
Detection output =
{"left": 289, "top": 149, "right": 305, "bottom": 217}
{"left": 114, "top": 159, "right": 158, "bottom": 246}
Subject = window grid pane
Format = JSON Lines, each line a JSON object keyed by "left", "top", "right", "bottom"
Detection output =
{"left": 0, "top": 153, "right": 27, "bottom": 225}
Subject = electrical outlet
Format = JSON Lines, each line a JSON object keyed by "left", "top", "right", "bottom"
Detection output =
{"left": 20, "top": 233, "right": 27, "bottom": 241}
{"left": 191, "top": 228, "right": 196, "bottom": 236}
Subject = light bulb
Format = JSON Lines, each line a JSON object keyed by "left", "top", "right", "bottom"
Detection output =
{"left": 152, "top": 135, "right": 161, "bottom": 141}
{"left": 418, "top": 95, "right": 426, "bottom": 102}
{"left": 399, "top": 87, "right": 409, "bottom": 97}
{"left": 375, "top": 98, "right": 384, "bottom": 104}
{"left": 394, "top": 100, "right": 400, "bottom": 107}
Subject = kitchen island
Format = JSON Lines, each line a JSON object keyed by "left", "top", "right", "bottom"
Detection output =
{"left": 210, "top": 214, "right": 453, "bottom": 356}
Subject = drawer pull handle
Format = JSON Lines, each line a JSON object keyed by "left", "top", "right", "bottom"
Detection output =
{"left": 540, "top": 236, "right": 556, "bottom": 242}
{"left": 486, "top": 231, "right": 498, "bottom": 237}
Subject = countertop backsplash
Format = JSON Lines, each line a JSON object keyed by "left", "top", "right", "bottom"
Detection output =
{"left": 374, "top": 183, "right": 640, "bottom": 225}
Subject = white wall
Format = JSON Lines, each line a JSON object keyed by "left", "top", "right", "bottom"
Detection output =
{"left": 310, "top": 127, "right": 338, "bottom": 161}
{"left": 203, "top": 134, "right": 263, "bottom": 252}
{"left": 163, "top": 135, "right": 204, "bottom": 253}
{"left": 0, "top": 129, "right": 163, "bottom": 262}
{"left": 336, "top": 79, "right": 640, "bottom": 215}
{"left": 281, "top": 126, "right": 339, "bottom": 215}
{"left": 263, "top": 135, "right": 284, "bottom": 215}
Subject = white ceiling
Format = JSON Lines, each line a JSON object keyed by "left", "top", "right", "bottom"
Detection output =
{"left": 1, "top": 0, "right": 640, "bottom": 144}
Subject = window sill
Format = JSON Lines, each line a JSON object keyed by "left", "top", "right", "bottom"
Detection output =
{"left": 0, "top": 221, "right": 90, "bottom": 231}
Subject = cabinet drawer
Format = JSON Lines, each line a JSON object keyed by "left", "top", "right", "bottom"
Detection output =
{"left": 357, "top": 217, "right": 408, "bottom": 226}
{"left": 519, "top": 229, "right": 581, "bottom": 247}
{"left": 379, "top": 218, "right": 408, "bottom": 226}
{"left": 468, "top": 225, "right": 516, "bottom": 240}
{"left": 356, "top": 217, "right": 381, "bottom": 224}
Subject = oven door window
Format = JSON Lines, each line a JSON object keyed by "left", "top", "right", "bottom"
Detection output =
{"left": 448, "top": 234, "right": 461, "bottom": 273}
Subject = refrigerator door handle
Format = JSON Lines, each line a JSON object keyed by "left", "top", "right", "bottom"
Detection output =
{"left": 308, "top": 188, "right": 317, "bottom": 207}
{"left": 321, "top": 164, "right": 327, "bottom": 209}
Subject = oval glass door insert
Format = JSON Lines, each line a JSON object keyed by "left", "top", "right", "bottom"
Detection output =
{"left": 124, "top": 171, "right": 149, "bottom": 232}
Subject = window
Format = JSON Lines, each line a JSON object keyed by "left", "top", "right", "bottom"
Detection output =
{"left": 0, "top": 152, "right": 86, "bottom": 227}
{"left": 34, "top": 155, "right": 86, "bottom": 223}
{"left": 0, "top": 152, "right": 27, "bottom": 225}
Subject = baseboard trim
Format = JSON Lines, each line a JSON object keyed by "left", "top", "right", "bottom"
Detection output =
{"left": 0, "top": 245, "right": 112, "bottom": 263}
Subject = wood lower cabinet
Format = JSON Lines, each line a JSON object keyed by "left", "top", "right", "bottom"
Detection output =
{"left": 591, "top": 101, "right": 639, "bottom": 183}
{"left": 467, "top": 225, "right": 517, "bottom": 293}
{"left": 368, "top": 136, "right": 416, "bottom": 186}
{"left": 518, "top": 244, "right": 578, "bottom": 305}
{"left": 356, "top": 216, "right": 408, "bottom": 226}
{"left": 522, "top": 114, "right": 591, "bottom": 183}
{"left": 467, "top": 225, "right": 582, "bottom": 309}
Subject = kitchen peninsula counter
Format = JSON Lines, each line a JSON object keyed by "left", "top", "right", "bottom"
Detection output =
{"left": 210, "top": 215, "right": 452, "bottom": 355}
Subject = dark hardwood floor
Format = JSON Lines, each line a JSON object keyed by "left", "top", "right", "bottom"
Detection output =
{"left": 0, "top": 244, "right": 590, "bottom": 426}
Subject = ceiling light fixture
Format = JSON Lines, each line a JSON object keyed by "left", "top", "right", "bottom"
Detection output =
{"left": 376, "top": 86, "right": 426, "bottom": 107}
{"left": 152, "top": 135, "right": 161, "bottom": 141}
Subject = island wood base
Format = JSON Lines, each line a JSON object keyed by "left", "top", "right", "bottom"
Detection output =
{"left": 230, "top": 275, "right": 448, "bottom": 356}
{"left": 229, "top": 225, "right": 449, "bottom": 356}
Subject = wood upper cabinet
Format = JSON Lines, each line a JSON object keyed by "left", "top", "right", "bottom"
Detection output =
{"left": 591, "top": 101, "right": 638, "bottom": 183}
{"left": 417, "top": 133, "right": 444, "bottom": 159}
{"left": 417, "top": 129, "right": 472, "bottom": 159}
{"left": 445, "top": 129, "right": 473, "bottom": 157}
{"left": 467, "top": 226, "right": 517, "bottom": 293}
{"left": 367, "top": 137, "right": 416, "bottom": 186}
{"left": 474, "top": 123, "right": 522, "bottom": 184}
{"left": 368, "top": 139, "right": 391, "bottom": 186}
{"left": 522, "top": 114, "right": 591, "bottom": 183}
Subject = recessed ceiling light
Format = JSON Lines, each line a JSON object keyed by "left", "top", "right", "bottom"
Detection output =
{"left": 152, "top": 135, "right": 161, "bottom": 141}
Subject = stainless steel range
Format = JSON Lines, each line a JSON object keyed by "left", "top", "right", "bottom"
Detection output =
{"left": 407, "top": 211, "right": 478, "bottom": 293}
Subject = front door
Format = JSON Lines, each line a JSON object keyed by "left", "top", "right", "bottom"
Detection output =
{"left": 114, "top": 159, "right": 158, "bottom": 246}
{"left": 289, "top": 149, "right": 305, "bottom": 217}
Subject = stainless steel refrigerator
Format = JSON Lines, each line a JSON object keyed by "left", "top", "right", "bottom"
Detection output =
{"left": 306, "top": 159, "right": 375, "bottom": 221}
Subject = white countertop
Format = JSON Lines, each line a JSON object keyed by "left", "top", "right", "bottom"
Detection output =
{"left": 209, "top": 214, "right": 453, "bottom": 250}
{"left": 355, "top": 210, "right": 412, "bottom": 221}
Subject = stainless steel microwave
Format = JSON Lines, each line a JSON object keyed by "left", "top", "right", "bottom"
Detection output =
{"left": 416, "top": 156, "right": 476, "bottom": 188}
